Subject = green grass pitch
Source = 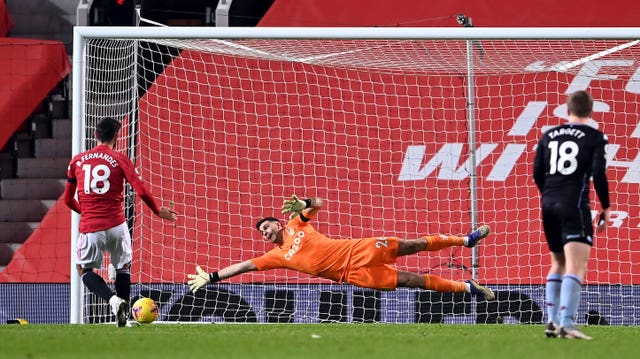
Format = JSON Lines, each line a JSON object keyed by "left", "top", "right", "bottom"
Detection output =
{"left": 2, "top": 323, "right": 638, "bottom": 358}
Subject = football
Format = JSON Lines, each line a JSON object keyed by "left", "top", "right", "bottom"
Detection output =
{"left": 131, "top": 297, "right": 159, "bottom": 324}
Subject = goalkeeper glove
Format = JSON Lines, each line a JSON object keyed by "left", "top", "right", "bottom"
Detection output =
{"left": 187, "top": 266, "right": 220, "bottom": 293}
{"left": 281, "top": 195, "right": 310, "bottom": 219}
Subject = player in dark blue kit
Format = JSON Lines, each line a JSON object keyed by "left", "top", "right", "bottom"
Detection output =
{"left": 533, "top": 90, "right": 611, "bottom": 340}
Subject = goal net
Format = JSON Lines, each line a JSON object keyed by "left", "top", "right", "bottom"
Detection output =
{"left": 72, "top": 27, "right": 640, "bottom": 325}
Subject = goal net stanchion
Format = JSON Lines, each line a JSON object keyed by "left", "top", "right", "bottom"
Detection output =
{"left": 71, "top": 26, "right": 640, "bottom": 324}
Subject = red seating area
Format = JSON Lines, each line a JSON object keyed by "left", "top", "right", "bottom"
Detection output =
{"left": 0, "top": 38, "right": 71, "bottom": 150}
{"left": 0, "top": 2, "right": 71, "bottom": 282}
{"left": 0, "top": 1, "right": 12, "bottom": 37}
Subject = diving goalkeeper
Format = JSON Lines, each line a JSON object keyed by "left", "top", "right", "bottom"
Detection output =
{"left": 188, "top": 195, "right": 495, "bottom": 300}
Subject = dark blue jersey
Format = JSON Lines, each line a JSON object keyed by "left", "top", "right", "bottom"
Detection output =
{"left": 533, "top": 123, "right": 610, "bottom": 209}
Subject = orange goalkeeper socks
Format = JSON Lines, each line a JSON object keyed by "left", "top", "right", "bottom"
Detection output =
{"left": 422, "top": 235, "right": 464, "bottom": 251}
{"left": 423, "top": 274, "right": 466, "bottom": 292}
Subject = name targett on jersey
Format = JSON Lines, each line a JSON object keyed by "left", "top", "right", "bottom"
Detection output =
{"left": 78, "top": 152, "right": 119, "bottom": 168}
{"left": 547, "top": 127, "right": 586, "bottom": 140}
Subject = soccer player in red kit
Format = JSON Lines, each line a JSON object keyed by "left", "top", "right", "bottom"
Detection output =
{"left": 188, "top": 195, "right": 494, "bottom": 302}
{"left": 63, "top": 117, "right": 177, "bottom": 326}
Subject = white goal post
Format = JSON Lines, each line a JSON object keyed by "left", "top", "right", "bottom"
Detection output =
{"left": 71, "top": 26, "right": 640, "bottom": 325}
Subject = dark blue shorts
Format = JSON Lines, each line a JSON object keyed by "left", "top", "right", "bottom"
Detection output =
{"left": 541, "top": 198, "right": 593, "bottom": 253}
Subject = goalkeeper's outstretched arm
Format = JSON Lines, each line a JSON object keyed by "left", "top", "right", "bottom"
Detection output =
{"left": 304, "top": 197, "right": 322, "bottom": 218}
{"left": 281, "top": 195, "right": 322, "bottom": 219}
{"left": 187, "top": 260, "right": 257, "bottom": 293}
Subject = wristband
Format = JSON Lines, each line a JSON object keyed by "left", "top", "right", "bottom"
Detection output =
{"left": 304, "top": 198, "right": 312, "bottom": 208}
{"left": 209, "top": 271, "right": 221, "bottom": 283}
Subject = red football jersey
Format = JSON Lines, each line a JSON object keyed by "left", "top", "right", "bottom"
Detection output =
{"left": 65, "top": 144, "right": 159, "bottom": 233}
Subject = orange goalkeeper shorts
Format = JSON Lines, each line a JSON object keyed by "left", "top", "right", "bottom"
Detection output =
{"left": 344, "top": 237, "right": 399, "bottom": 290}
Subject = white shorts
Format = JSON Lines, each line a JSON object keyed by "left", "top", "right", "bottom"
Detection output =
{"left": 75, "top": 222, "right": 132, "bottom": 270}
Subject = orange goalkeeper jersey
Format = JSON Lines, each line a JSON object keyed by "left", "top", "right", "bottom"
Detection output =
{"left": 251, "top": 216, "right": 367, "bottom": 283}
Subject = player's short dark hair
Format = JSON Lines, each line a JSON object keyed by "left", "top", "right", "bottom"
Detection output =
{"left": 96, "top": 117, "right": 122, "bottom": 143}
{"left": 567, "top": 90, "right": 593, "bottom": 118}
{"left": 256, "top": 217, "right": 281, "bottom": 230}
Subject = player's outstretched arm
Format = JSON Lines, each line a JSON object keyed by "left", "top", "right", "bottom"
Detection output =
{"left": 281, "top": 194, "right": 307, "bottom": 219}
{"left": 187, "top": 261, "right": 257, "bottom": 293}
{"left": 281, "top": 195, "right": 322, "bottom": 219}
{"left": 158, "top": 206, "right": 178, "bottom": 221}
{"left": 303, "top": 197, "right": 322, "bottom": 218}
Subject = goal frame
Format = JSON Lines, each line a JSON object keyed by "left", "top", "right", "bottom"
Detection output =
{"left": 71, "top": 26, "right": 640, "bottom": 324}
